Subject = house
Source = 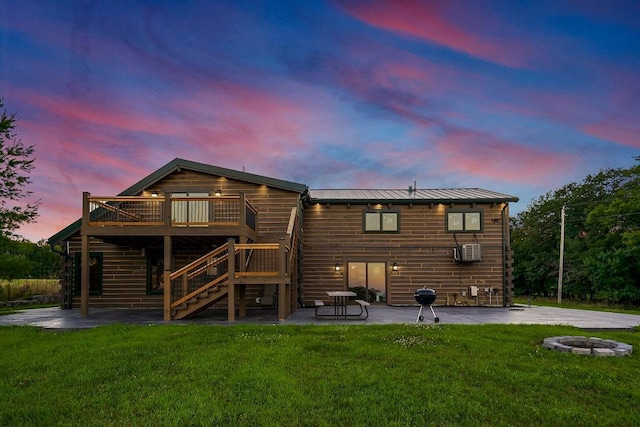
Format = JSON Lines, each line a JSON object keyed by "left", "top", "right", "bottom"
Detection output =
{"left": 48, "top": 158, "right": 518, "bottom": 321}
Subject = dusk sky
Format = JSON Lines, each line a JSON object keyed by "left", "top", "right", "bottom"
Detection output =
{"left": 1, "top": 0, "right": 639, "bottom": 242}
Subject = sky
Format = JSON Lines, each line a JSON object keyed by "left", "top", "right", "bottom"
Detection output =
{"left": 1, "top": 0, "right": 639, "bottom": 242}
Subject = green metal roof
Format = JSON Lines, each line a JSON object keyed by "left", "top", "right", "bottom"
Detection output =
{"left": 48, "top": 158, "right": 308, "bottom": 244}
{"left": 120, "top": 158, "right": 308, "bottom": 195}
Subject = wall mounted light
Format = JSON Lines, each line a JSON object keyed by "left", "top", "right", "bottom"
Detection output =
{"left": 335, "top": 263, "right": 341, "bottom": 272}
{"left": 392, "top": 262, "right": 398, "bottom": 271}
{"left": 151, "top": 191, "right": 159, "bottom": 198}
{"left": 214, "top": 188, "right": 222, "bottom": 197}
{"left": 492, "top": 218, "right": 500, "bottom": 225}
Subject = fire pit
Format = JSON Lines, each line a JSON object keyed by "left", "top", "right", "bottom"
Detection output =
{"left": 414, "top": 288, "right": 439, "bottom": 323}
{"left": 543, "top": 336, "right": 633, "bottom": 357}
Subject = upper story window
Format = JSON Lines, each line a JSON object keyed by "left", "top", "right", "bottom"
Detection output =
{"left": 364, "top": 211, "right": 399, "bottom": 233}
{"left": 446, "top": 210, "right": 482, "bottom": 232}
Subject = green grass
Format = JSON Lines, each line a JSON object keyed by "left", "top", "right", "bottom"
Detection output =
{"left": 514, "top": 296, "right": 640, "bottom": 315}
{"left": 0, "top": 324, "right": 638, "bottom": 426}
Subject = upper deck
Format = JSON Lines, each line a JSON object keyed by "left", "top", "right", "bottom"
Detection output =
{"left": 81, "top": 192, "right": 258, "bottom": 241}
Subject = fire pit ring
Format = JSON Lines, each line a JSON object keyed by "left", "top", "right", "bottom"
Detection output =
{"left": 543, "top": 336, "right": 633, "bottom": 357}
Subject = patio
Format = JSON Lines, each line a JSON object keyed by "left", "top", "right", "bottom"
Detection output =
{"left": 1, "top": 304, "right": 639, "bottom": 330}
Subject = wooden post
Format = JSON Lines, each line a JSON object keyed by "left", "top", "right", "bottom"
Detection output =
{"left": 278, "top": 238, "right": 287, "bottom": 321}
{"left": 80, "top": 192, "right": 90, "bottom": 317}
{"left": 227, "top": 238, "right": 236, "bottom": 321}
{"left": 163, "top": 235, "right": 172, "bottom": 321}
{"left": 239, "top": 192, "right": 246, "bottom": 228}
{"left": 163, "top": 193, "right": 171, "bottom": 227}
{"left": 80, "top": 234, "right": 89, "bottom": 317}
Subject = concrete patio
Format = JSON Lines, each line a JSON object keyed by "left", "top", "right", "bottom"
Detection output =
{"left": 1, "top": 304, "right": 639, "bottom": 331}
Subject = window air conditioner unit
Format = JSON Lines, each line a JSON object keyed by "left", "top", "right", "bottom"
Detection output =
{"left": 462, "top": 244, "right": 482, "bottom": 261}
{"left": 454, "top": 244, "right": 482, "bottom": 262}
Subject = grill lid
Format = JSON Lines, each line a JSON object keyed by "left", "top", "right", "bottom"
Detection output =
{"left": 414, "top": 288, "right": 437, "bottom": 305}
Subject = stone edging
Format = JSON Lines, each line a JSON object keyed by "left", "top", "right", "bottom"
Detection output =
{"left": 543, "top": 336, "right": 633, "bottom": 357}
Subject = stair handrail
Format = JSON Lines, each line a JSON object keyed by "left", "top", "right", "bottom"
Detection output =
{"left": 169, "top": 243, "right": 229, "bottom": 281}
{"left": 170, "top": 273, "right": 229, "bottom": 309}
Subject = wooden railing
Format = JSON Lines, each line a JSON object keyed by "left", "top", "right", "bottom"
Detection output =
{"left": 169, "top": 244, "right": 231, "bottom": 307}
{"left": 169, "top": 239, "right": 290, "bottom": 311}
{"left": 83, "top": 192, "right": 258, "bottom": 231}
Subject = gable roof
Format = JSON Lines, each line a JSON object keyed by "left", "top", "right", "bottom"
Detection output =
{"left": 122, "top": 158, "right": 309, "bottom": 194}
{"left": 48, "top": 158, "right": 308, "bottom": 244}
{"left": 308, "top": 188, "right": 519, "bottom": 204}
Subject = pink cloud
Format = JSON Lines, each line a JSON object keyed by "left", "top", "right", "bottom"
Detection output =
{"left": 339, "top": 0, "right": 533, "bottom": 68}
{"left": 433, "top": 129, "right": 576, "bottom": 185}
{"left": 20, "top": 90, "right": 178, "bottom": 137}
{"left": 582, "top": 123, "right": 640, "bottom": 149}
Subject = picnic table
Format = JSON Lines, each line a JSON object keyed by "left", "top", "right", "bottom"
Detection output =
{"left": 314, "top": 291, "right": 369, "bottom": 320}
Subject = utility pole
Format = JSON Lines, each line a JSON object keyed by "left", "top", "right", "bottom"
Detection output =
{"left": 557, "top": 205, "right": 565, "bottom": 304}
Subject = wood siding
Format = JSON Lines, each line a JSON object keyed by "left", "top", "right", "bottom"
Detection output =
{"left": 301, "top": 202, "right": 513, "bottom": 306}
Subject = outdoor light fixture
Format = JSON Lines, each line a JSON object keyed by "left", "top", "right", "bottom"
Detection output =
{"left": 392, "top": 262, "right": 398, "bottom": 271}
{"left": 335, "top": 263, "right": 341, "bottom": 272}
{"left": 214, "top": 188, "right": 222, "bottom": 197}
{"left": 151, "top": 191, "right": 158, "bottom": 198}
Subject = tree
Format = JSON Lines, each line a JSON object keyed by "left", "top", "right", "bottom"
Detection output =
{"left": 0, "top": 98, "right": 39, "bottom": 237}
{"left": 512, "top": 161, "right": 640, "bottom": 304}
{"left": 0, "top": 235, "right": 59, "bottom": 280}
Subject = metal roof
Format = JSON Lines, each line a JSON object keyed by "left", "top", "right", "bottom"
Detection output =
{"left": 308, "top": 188, "right": 519, "bottom": 203}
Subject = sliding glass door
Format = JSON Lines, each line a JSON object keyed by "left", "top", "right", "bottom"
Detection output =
{"left": 347, "top": 261, "right": 387, "bottom": 303}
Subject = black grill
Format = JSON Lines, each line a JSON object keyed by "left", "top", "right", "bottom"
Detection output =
{"left": 414, "top": 288, "right": 437, "bottom": 305}
{"left": 414, "top": 288, "right": 439, "bottom": 323}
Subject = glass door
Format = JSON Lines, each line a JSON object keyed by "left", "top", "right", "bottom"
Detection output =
{"left": 347, "top": 262, "right": 387, "bottom": 303}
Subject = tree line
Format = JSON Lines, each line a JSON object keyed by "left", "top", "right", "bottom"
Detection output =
{"left": 0, "top": 236, "right": 60, "bottom": 280}
{"left": 512, "top": 160, "right": 640, "bottom": 305}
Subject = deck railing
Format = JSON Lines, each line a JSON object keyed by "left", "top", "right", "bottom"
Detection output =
{"left": 169, "top": 244, "right": 231, "bottom": 306}
{"left": 84, "top": 193, "right": 258, "bottom": 231}
{"left": 168, "top": 240, "right": 289, "bottom": 308}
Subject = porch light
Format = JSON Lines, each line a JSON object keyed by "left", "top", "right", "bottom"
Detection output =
{"left": 151, "top": 191, "right": 158, "bottom": 198}
{"left": 392, "top": 262, "right": 398, "bottom": 271}
{"left": 214, "top": 188, "right": 222, "bottom": 197}
{"left": 335, "top": 263, "right": 341, "bottom": 272}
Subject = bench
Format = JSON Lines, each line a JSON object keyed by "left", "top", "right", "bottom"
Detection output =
{"left": 354, "top": 299, "right": 370, "bottom": 319}
{"left": 314, "top": 298, "right": 369, "bottom": 320}
{"left": 314, "top": 300, "right": 325, "bottom": 319}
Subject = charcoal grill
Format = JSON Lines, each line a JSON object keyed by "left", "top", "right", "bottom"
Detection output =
{"left": 414, "top": 288, "right": 439, "bottom": 323}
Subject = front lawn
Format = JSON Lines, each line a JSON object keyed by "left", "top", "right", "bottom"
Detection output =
{"left": 0, "top": 324, "right": 637, "bottom": 426}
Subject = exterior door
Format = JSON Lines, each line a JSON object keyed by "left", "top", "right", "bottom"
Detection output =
{"left": 347, "top": 262, "right": 387, "bottom": 303}
{"left": 171, "top": 192, "right": 209, "bottom": 226}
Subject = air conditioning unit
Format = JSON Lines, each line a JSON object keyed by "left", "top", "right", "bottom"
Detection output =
{"left": 454, "top": 244, "right": 482, "bottom": 262}
{"left": 462, "top": 244, "right": 482, "bottom": 261}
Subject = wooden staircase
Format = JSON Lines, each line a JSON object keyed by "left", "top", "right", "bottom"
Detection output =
{"left": 169, "top": 244, "right": 232, "bottom": 320}
{"left": 171, "top": 274, "right": 230, "bottom": 319}
{"left": 168, "top": 207, "right": 300, "bottom": 321}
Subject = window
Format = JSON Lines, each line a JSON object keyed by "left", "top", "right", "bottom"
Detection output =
{"left": 73, "top": 252, "right": 103, "bottom": 296}
{"left": 446, "top": 210, "right": 482, "bottom": 232}
{"left": 364, "top": 211, "right": 399, "bottom": 232}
